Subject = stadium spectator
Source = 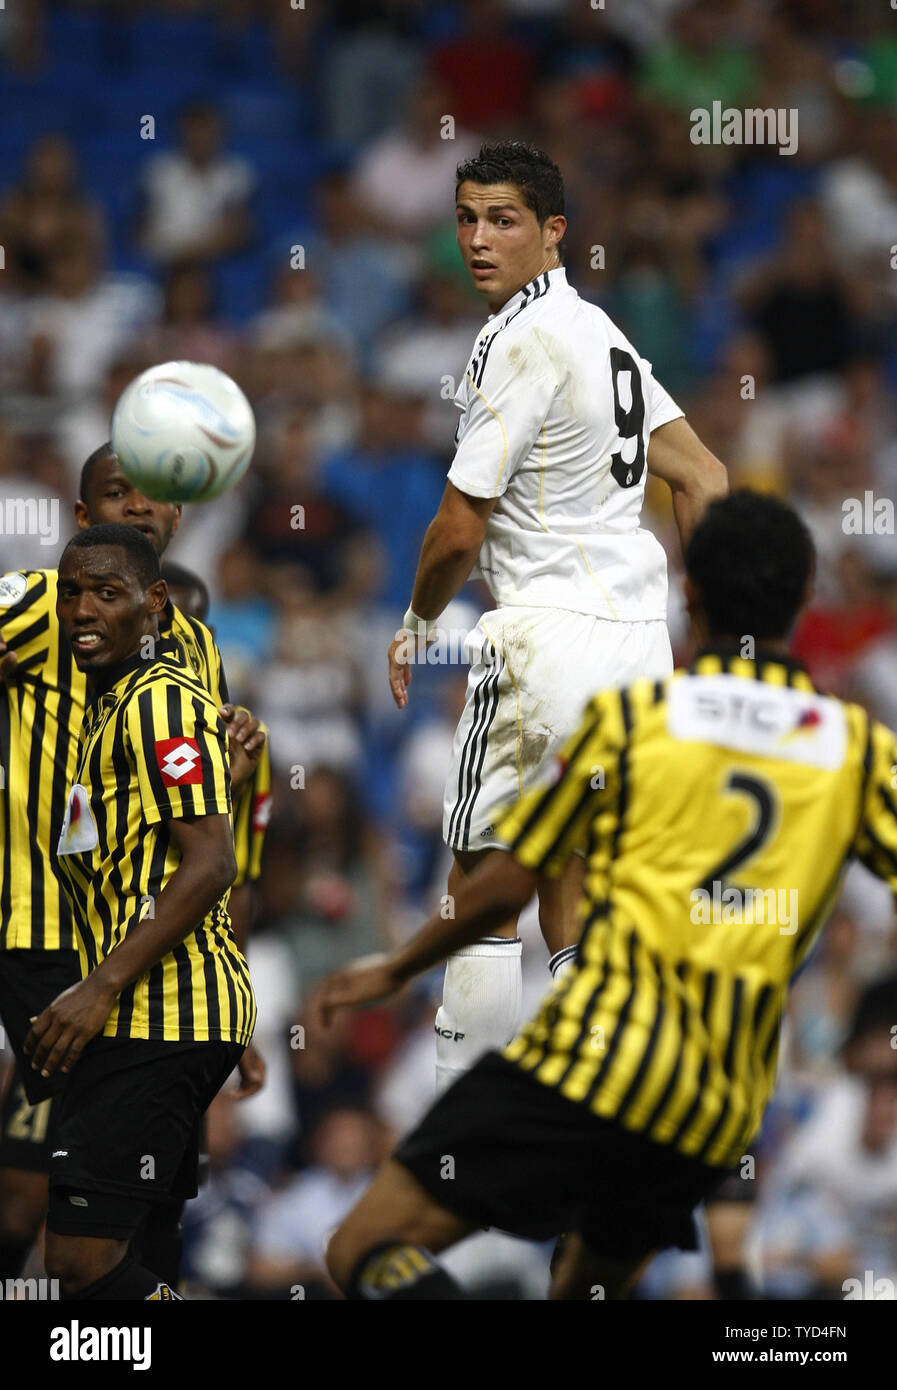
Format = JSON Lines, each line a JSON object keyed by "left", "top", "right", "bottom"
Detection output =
{"left": 352, "top": 79, "right": 480, "bottom": 241}
{"left": 143, "top": 263, "right": 237, "bottom": 371}
{"left": 137, "top": 99, "right": 255, "bottom": 265}
{"left": 20, "top": 240, "right": 157, "bottom": 399}
{"left": 430, "top": 0, "right": 538, "bottom": 130}
{"left": 749, "top": 977, "right": 897, "bottom": 1299}
{"left": 0, "top": 133, "right": 104, "bottom": 293}
{"left": 246, "top": 1106, "right": 382, "bottom": 1298}
{"left": 740, "top": 200, "right": 856, "bottom": 385}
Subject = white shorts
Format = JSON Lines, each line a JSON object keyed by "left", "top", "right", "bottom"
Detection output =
{"left": 443, "top": 607, "right": 672, "bottom": 853}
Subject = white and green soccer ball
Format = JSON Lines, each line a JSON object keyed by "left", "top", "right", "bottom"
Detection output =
{"left": 111, "top": 360, "right": 256, "bottom": 503}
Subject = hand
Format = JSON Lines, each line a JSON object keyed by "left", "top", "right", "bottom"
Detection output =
{"left": 388, "top": 633, "right": 413, "bottom": 709}
{"left": 24, "top": 975, "right": 117, "bottom": 1078}
{"left": 219, "top": 704, "right": 266, "bottom": 788}
{"left": 311, "top": 953, "right": 402, "bottom": 1030}
{"left": 0, "top": 641, "right": 19, "bottom": 682}
{"left": 233, "top": 1043, "right": 266, "bottom": 1099}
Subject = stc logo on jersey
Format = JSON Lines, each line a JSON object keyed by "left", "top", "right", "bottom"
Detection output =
{"left": 154, "top": 737, "right": 203, "bottom": 786}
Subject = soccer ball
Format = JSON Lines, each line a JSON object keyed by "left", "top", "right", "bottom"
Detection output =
{"left": 111, "top": 361, "right": 256, "bottom": 503}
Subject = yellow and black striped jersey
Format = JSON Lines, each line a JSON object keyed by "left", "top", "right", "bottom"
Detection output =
{"left": 232, "top": 737, "right": 271, "bottom": 888}
{"left": 0, "top": 568, "right": 226, "bottom": 952}
{"left": 57, "top": 645, "right": 255, "bottom": 1044}
{"left": 496, "top": 648, "right": 897, "bottom": 1170}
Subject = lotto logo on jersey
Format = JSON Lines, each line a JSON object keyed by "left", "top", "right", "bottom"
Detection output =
{"left": 155, "top": 737, "right": 203, "bottom": 786}
{"left": 252, "top": 791, "right": 272, "bottom": 833}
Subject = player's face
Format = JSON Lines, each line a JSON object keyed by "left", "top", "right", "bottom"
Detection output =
{"left": 75, "top": 457, "right": 182, "bottom": 555}
{"left": 57, "top": 546, "right": 167, "bottom": 672}
{"left": 456, "top": 180, "right": 565, "bottom": 311}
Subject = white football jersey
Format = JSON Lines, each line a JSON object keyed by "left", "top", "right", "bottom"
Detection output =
{"left": 448, "top": 266, "right": 683, "bottom": 621}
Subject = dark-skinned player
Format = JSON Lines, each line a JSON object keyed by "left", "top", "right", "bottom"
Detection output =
{"left": 0, "top": 443, "right": 264, "bottom": 1283}
{"left": 25, "top": 522, "right": 254, "bottom": 1299}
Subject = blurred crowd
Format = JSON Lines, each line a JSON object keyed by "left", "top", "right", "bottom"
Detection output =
{"left": 1, "top": 0, "right": 897, "bottom": 1298}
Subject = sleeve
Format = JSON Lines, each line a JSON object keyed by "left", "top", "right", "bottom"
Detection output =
{"left": 851, "top": 717, "right": 897, "bottom": 898}
{"left": 494, "top": 693, "right": 621, "bottom": 878}
{"left": 198, "top": 619, "right": 228, "bottom": 706}
{"left": 447, "top": 327, "right": 559, "bottom": 500}
{"left": 645, "top": 364, "right": 684, "bottom": 433}
{"left": 232, "top": 734, "right": 272, "bottom": 887}
{"left": 0, "top": 569, "right": 52, "bottom": 668}
{"left": 127, "top": 679, "right": 231, "bottom": 826}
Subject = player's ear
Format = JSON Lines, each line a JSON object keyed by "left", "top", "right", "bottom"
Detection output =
{"left": 148, "top": 579, "right": 168, "bottom": 615}
{"left": 170, "top": 505, "right": 183, "bottom": 537}
{"left": 547, "top": 214, "right": 566, "bottom": 252}
{"left": 74, "top": 499, "right": 89, "bottom": 530}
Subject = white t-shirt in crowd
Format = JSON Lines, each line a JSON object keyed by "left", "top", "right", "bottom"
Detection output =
{"left": 141, "top": 151, "right": 254, "bottom": 261}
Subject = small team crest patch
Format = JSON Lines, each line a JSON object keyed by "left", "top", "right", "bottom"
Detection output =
{"left": 145, "top": 1283, "right": 181, "bottom": 1300}
{"left": 155, "top": 737, "right": 203, "bottom": 786}
{"left": 57, "top": 784, "right": 99, "bottom": 856}
{"left": 0, "top": 572, "right": 27, "bottom": 607}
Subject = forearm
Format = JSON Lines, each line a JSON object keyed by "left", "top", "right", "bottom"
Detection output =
{"left": 92, "top": 852, "right": 235, "bottom": 996}
{"left": 409, "top": 516, "right": 483, "bottom": 622}
{"left": 391, "top": 851, "right": 536, "bottom": 984}
{"left": 670, "top": 457, "right": 728, "bottom": 549}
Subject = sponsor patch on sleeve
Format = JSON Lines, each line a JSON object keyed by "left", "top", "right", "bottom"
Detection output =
{"left": 155, "top": 737, "right": 203, "bottom": 786}
{"left": 252, "top": 791, "right": 272, "bottom": 833}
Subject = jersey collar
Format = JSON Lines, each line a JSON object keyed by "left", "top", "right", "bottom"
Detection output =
{"left": 87, "top": 633, "right": 180, "bottom": 701}
{"left": 489, "top": 265, "right": 567, "bottom": 321}
{"left": 692, "top": 644, "right": 812, "bottom": 683}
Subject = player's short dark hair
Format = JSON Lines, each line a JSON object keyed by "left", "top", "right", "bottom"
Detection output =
{"left": 684, "top": 490, "right": 815, "bottom": 641}
{"left": 455, "top": 141, "right": 565, "bottom": 256}
{"left": 62, "top": 522, "right": 161, "bottom": 590}
{"left": 161, "top": 561, "right": 209, "bottom": 621}
{"left": 79, "top": 441, "right": 116, "bottom": 503}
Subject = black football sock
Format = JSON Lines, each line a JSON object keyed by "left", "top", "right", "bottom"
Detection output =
{"left": 67, "top": 1251, "right": 184, "bottom": 1301}
{"left": 348, "top": 1242, "right": 466, "bottom": 1300}
{"left": 136, "top": 1197, "right": 184, "bottom": 1289}
{"left": 0, "top": 1238, "right": 31, "bottom": 1279}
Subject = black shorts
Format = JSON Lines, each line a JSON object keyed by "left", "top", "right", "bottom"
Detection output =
{"left": 394, "top": 1051, "right": 732, "bottom": 1259}
{"left": 0, "top": 948, "right": 82, "bottom": 1104}
{"left": 0, "top": 1063, "right": 59, "bottom": 1172}
{"left": 46, "top": 1036, "right": 243, "bottom": 1240}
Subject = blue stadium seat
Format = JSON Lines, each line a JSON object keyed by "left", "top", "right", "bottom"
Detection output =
{"left": 127, "top": 14, "right": 215, "bottom": 74}
{"left": 212, "top": 256, "right": 270, "bottom": 324}
{"left": 45, "top": 6, "right": 104, "bottom": 72}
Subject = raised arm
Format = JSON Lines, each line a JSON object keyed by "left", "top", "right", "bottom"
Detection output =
{"left": 647, "top": 415, "right": 728, "bottom": 553}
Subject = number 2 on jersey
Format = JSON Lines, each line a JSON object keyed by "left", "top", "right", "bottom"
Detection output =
{"left": 609, "top": 347, "right": 647, "bottom": 489}
{"left": 696, "top": 771, "right": 778, "bottom": 897}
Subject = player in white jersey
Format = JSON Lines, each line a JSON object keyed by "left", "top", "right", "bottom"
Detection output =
{"left": 388, "top": 141, "right": 727, "bottom": 1091}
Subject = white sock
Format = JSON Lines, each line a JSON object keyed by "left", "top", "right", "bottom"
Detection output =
{"left": 434, "top": 937, "right": 523, "bottom": 1095}
{"left": 548, "top": 945, "right": 577, "bottom": 983}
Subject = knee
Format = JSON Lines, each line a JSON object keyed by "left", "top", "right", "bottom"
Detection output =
{"left": 0, "top": 1175, "right": 48, "bottom": 1247}
{"left": 44, "top": 1231, "right": 89, "bottom": 1296}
